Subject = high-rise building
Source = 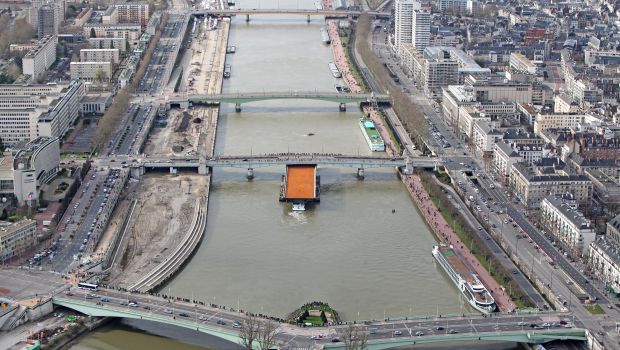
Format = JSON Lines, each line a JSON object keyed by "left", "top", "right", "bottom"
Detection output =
{"left": 412, "top": 6, "right": 430, "bottom": 51}
{"left": 37, "top": 4, "right": 56, "bottom": 38}
{"left": 394, "top": 0, "right": 414, "bottom": 53}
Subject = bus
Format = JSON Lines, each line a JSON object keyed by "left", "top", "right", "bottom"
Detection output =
{"left": 78, "top": 282, "right": 99, "bottom": 290}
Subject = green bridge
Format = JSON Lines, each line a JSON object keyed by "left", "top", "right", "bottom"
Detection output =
{"left": 180, "top": 91, "right": 390, "bottom": 111}
{"left": 53, "top": 297, "right": 587, "bottom": 350}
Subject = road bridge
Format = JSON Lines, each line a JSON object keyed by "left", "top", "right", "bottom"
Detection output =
{"left": 163, "top": 91, "right": 391, "bottom": 111}
{"left": 53, "top": 294, "right": 586, "bottom": 349}
{"left": 191, "top": 8, "right": 391, "bottom": 21}
{"left": 101, "top": 153, "right": 440, "bottom": 177}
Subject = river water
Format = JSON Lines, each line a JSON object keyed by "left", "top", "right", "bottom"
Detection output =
{"left": 72, "top": 1, "right": 481, "bottom": 348}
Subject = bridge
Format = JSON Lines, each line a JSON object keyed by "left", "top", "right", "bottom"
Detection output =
{"left": 103, "top": 153, "right": 440, "bottom": 177}
{"left": 191, "top": 8, "right": 391, "bottom": 21}
{"left": 163, "top": 91, "right": 391, "bottom": 111}
{"left": 53, "top": 291, "right": 587, "bottom": 350}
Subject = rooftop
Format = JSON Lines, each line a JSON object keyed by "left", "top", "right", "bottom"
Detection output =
{"left": 543, "top": 194, "right": 592, "bottom": 230}
{"left": 591, "top": 237, "right": 620, "bottom": 266}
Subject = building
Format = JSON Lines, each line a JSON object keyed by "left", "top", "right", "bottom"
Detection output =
{"left": 80, "top": 93, "right": 112, "bottom": 114}
{"left": 114, "top": 3, "right": 149, "bottom": 26}
{"left": 406, "top": 47, "right": 458, "bottom": 98}
{"left": 540, "top": 194, "right": 595, "bottom": 256}
{"left": 586, "top": 169, "right": 620, "bottom": 213}
{"left": 588, "top": 238, "right": 620, "bottom": 297}
{"left": 70, "top": 62, "right": 113, "bottom": 82}
{"left": 83, "top": 24, "right": 142, "bottom": 46}
{"left": 412, "top": 6, "right": 430, "bottom": 51}
{"left": 509, "top": 163, "right": 593, "bottom": 209}
{"left": 509, "top": 53, "right": 537, "bottom": 75}
{"left": 606, "top": 214, "right": 620, "bottom": 246}
{"left": 533, "top": 113, "right": 588, "bottom": 135}
{"left": 471, "top": 121, "right": 503, "bottom": 157}
{"left": 11, "top": 137, "right": 60, "bottom": 205}
{"left": 439, "top": 0, "right": 467, "bottom": 12}
{"left": 37, "top": 4, "right": 56, "bottom": 38}
{"left": 88, "top": 37, "right": 127, "bottom": 52}
{"left": 22, "top": 35, "right": 57, "bottom": 81}
{"left": 493, "top": 142, "right": 523, "bottom": 184}
{"left": 79, "top": 49, "right": 120, "bottom": 64}
{"left": 102, "top": 6, "right": 118, "bottom": 25}
{"left": 394, "top": 0, "right": 414, "bottom": 53}
{"left": 37, "top": 80, "right": 85, "bottom": 139}
{"left": 0, "top": 219, "right": 37, "bottom": 261}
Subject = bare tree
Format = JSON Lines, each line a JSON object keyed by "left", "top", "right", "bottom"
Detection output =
{"left": 342, "top": 324, "right": 368, "bottom": 350}
{"left": 256, "top": 319, "right": 278, "bottom": 350}
{"left": 11, "top": 18, "right": 35, "bottom": 43}
{"left": 238, "top": 315, "right": 260, "bottom": 350}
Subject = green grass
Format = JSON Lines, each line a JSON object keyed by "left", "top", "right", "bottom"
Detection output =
{"left": 302, "top": 316, "right": 325, "bottom": 325}
{"left": 584, "top": 304, "right": 605, "bottom": 314}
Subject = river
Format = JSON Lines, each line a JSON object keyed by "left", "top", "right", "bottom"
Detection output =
{"left": 73, "top": 0, "right": 476, "bottom": 348}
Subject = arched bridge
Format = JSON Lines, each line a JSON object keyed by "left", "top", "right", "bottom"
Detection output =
{"left": 53, "top": 294, "right": 587, "bottom": 350}
{"left": 163, "top": 91, "right": 391, "bottom": 111}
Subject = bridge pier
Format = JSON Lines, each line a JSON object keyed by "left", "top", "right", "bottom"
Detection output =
{"left": 235, "top": 103, "right": 242, "bottom": 112}
{"left": 357, "top": 167, "right": 364, "bottom": 180}
{"left": 130, "top": 166, "right": 145, "bottom": 179}
{"left": 404, "top": 161, "right": 414, "bottom": 175}
{"left": 339, "top": 103, "right": 346, "bottom": 112}
{"left": 245, "top": 14, "right": 249, "bottom": 22}
{"left": 247, "top": 167, "right": 254, "bottom": 180}
{"left": 198, "top": 163, "right": 209, "bottom": 175}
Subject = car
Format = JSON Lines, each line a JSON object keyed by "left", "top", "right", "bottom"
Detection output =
{"left": 542, "top": 323, "right": 550, "bottom": 327}
{"left": 164, "top": 308, "right": 172, "bottom": 314}
{"left": 512, "top": 269, "right": 519, "bottom": 275}
{"left": 179, "top": 312, "right": 189, "bottom": 317}
{"left": 100, "top": 297, "right": 109, "bottom": 302}
{"left": 435, "top": 326, "right": 445, "bottom": 331}
{"left": 393, "top": 330, "right": 402, "bottom": 336}
{"left": 65, "top": 292, "right": 74, "bottom": 296}
{"left": 232, "top": 321, "right": 241, "bottom": 328}
{"left": 517, "top": 322, "right": 527, "bottom": 326}
{"left": 143, "top": 305, "right": 151, "bottom": 310}
{"left": 310, "top": 335, "right": 320, "bottom": 340}
{"left": 217, "top": 320, "right": 226, "bottom": 325}
{"left": 331, "top": 338, "right": 341, "bottom": 343}
{"left": 448, "top": 329, "right": 458, "bottom": 334}
{"left": 415, "top": 331, "right": 424, "bottom": 336}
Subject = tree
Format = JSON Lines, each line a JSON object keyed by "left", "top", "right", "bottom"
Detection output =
{"left": 342, "top": 324, "right": 367, "bottom": 350}
{"left": 238, "top": 315, "right": 259, "bottom": 350}
{"left": 93, "top": 68, "right": 107, "bottom": 83}
{"left": 10, "top": 18, "right": 35, "bottom": 43}
{"left": 256, "top": 320, "right": 278, "bottom": 350}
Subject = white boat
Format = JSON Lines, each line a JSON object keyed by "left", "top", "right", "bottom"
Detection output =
{"left": 328, "top": 62, "right": 341, "bottom": 78}
{"left": 432, "top": 245, "right": 496, "bottom": 314}
{"left": 292, "top": 203, "right": 306, "bottom": 211}
{"left": 358, "top": 117, "right": 385, "bottom": 152}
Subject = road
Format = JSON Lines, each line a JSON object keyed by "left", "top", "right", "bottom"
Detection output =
{"left": 60, "top": 287, "right": 579, "bottom": 348}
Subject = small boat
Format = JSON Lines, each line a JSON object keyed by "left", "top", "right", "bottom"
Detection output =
{"left": 292, "top": 203, "right": 306, "bottom": 211}
{"left": 335, "top": 84, "right": 351, "bottom": 93}
{"left": 328, "top": 62, "right": 341, "bottom": 78}
{"left": 226, "top": 45, "right": 236, "bottom": 54}
{"left": 223, "top": 64, "right": 231, "bottom": 78}
{"left": 307, "top": 133, "right": 315, "bottom": 136}
{"left": 320, "top": 27, "right": 331, "bottom": 45}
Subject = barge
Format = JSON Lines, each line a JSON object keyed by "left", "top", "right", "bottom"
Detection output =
{"left": 358, "top": 117, "right": 385, "bottom": 152}
{"left": 328, "top": 62, "right": 341, "bottom": 78}
{"left": 320, "top": 27, "right": 331, "bottom": 44}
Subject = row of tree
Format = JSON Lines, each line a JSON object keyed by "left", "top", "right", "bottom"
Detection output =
{"left": 0, "top": 14, "right": 35, "bottom": 59}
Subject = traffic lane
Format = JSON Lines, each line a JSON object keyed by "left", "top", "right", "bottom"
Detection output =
{"left": 506, "top": 207, "right": 606, "bottom": 302}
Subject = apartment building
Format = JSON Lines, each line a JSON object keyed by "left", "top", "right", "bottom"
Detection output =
{"left": 22, "top": 35, "right": 57, "bottom": 81}
{"left": 394, "top": 0, "right": 415, "bottom": 53}
{"left": 0, "top": 219, "right": 37, "bottom": 262}
{"left": 509, "top": 53, "right": 537, "bottom": 75}
{"left": 37, "top": 80, "right": 85, "bottom": 139}
{"left": 533, "top": 113, "right": 588, "bottom": 135}
{"left": 588, "top": 238, "right": 620, "bottom": 297}
{"left": 80, "top": 49, "right": 120, "bottom": 64}
{"left": 412, "top": 6, "right": 430, "bottom": 51}
{"left": 471, "top": 121, "right": 503, "bottom": 157}
{"left": 540, "top": 194, "right": 595, "bottom": 256}
{"left": 406, "top": 47, "right": 459, "bottom": 98}
{"left": 115, "top": 3, "right": 149, "bottom": 26}
{"left": 494, "top": 142, "right": 523, "bottom": 184}
{"left": 70, "top": 62, "right": 113, "bottom": 82}
{"left": 606, "top": 214, "right": 620, "bottom": 246}
{"left": 509, "top": 164, "right": 593, "bottom": 209}
{"left": 88, "top": 37, "right": 127, "bottom": 52}
{"left": 37, "top": 4, "right": 57, "bottom": 38}
{"left": 439, "top": 0, "right": 467, "bottom": 12}
{"left": 84, "top": 24, "right": 142, "bottom": 46}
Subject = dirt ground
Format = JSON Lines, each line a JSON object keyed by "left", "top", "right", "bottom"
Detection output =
{"left": 143, "top": 108, "right": 206, "bottom": 157}
{"left": 107, "top": 173, "right": 209, "bottom": 288}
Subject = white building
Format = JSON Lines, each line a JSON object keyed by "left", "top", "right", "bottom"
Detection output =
{"left": 0, "top": 219, "right": 37, "bottom": 262}
{"left": 70, "top": 62, "right": 113, "bottom": 82}
{"left": 540, "top": 194, "right": 595, "bottom": 256}
{"left": 84, "top": 24, "right": 142, "bottom": 46}
{"left": 394, "top": 0, "right": 414, "bottom": 53}
{"left": 493, "top": 141, "right": 522, "bottom": 184}
{"left": 439, "top": 0, "right": 467, "bottom": 12}
{"left": 22, "top": 35, "right": 57, "bottom": 81}
{"left": 533, "top": 113, "right": 588, "bottom": 135}
{"left": 80, "top": 49, "right": 121, "bottom": 64}
{"left": 412, "top": 6, "right": 430, "bottom": 51}
{"left": 88, "top": 37, "right": 128, "bottom": 52}
{"left": 11, "top": 137, "right": 60, "bottom": 205}
{"left": 37, "top": 80, "right": 85, "bottom": 138}
{"left": 509, "top": 53, "right": 537, "bottom": 75}
{"left": 589, "top": 239, "right": 620, "bottom": 297}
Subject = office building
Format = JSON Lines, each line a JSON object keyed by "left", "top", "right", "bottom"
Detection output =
{"left": 439, "top": 0, "right": 467, "bottom": 12}
{"left": 37, "top": 80, "right": 85, "bottom": 138}
{"left": 80, "top": 49, "right": 120, "bottom": 65}
{"left": 11, "top": 137, "right": 60, "bottom": 205}
{"left": 115, "top": 3, "right": 149, "bottom": 26}
{"left": 412, "top": 6, "right": 430, "bottom": 51}
{"left": 37, "top": 4, "right": 56, "bottom": 38}
{"left": 394, "top": 0, "right": 414, "bottom": 53}
{"left": 70, "top": 62, "right": 113, "bottom": 82}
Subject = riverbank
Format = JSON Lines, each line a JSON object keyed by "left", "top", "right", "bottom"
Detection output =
{"left": 331, "top": 11, "right": 516, "bottom": 312}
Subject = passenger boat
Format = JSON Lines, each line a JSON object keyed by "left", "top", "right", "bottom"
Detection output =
{"left": 358, "top": 117, "right": 385, "bottom": 152}
{"left": 328, "top": 62, "right": 341, "bottom": 78}
{"left": 223, "top": 64, "right": 231, "bottom": 78}
{"left": 432, "top": 245, "right": 497, "bottom": 314}
{"left": 226, "top": 45, "right": 236, "bottom": 54}
{"left": 320, "top": 27, "right": 331, "bottom": 44}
